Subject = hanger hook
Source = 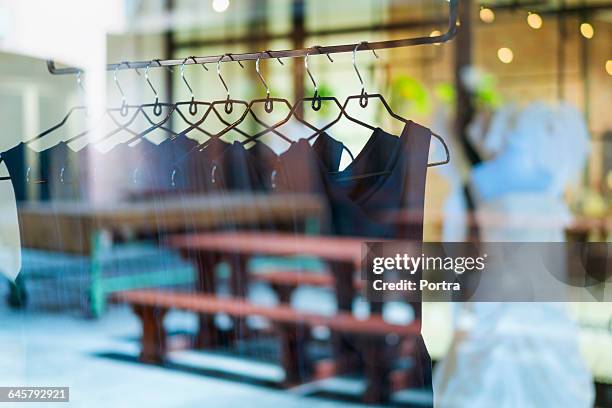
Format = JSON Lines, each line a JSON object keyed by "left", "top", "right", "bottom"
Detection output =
{"left": 217, "top": 55, "right": 230, "bottom": 101}
{"left": 145, "top": 60, "right": 163, "bottom": 116}
{"left": 76, "top": 70, "right": 86, "bottom": 97}
{"left": 304, "top": 49, "right": 317, "bottom": 96}
{"left": 259, "top": 51, "right": 284, "bottom": 113}
{"left": 181, "top": 56, "right": 199, "bottom": 114}
{"left": 113, "top": 63, "right": 128, "bottom": 116}
{"left": 145, "top": 61, "right": 158, "bottom": 99}
{"left": 181, "top": 57, "right": 195, "bottom": 100}
{"left": 255, "top": 56, "right": 270, "bottom": 100}
{"left": 305, "top": 48, "right": 326, "bottom": 111}
{"left": 353, "top": 41, "right": 378, "bottom": 107}
{"left": 76, "top": 70, "right": 88, "bottom": 116}
{"left": 217, "top": 54, "right": 244, "bottom": 114}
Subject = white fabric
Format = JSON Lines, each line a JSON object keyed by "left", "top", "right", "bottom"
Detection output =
{"left": 0, "top": 162, "right": 21, "bottom": 281}
{"left": 434, "top": 102, "right": 594, "bottom": 408}
{"left": 434, "top": 195, "right": 595, "bottom": 408}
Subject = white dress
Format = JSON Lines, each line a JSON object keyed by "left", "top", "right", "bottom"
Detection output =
{"left": 434, "top": 195, "right": 595, "bottom": 408}
{"left": 434, "top": 102, "right": 594, "bottom": 407}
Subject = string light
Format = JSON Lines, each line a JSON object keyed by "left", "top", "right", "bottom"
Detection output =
{"left": 479, "top": 7, "right": 495, "bottom": 23}
{"left": 497, "top": 47, "right": 514, "bottom": 64}
{"left": 606, "top": 60, "right": 612, "bottom": 76}
{"left": 527, "top": 12, "right": 543, "bottom": 29}
{"left": 212, "top": 0, "right": 229, "bottom": 13}
{"left": 580, "top": 23, "right": 594, "bottom": 39}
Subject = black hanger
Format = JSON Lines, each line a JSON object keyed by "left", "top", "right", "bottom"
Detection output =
{"left": 240, "top": 48, "right": 355, "bottom": 160}
{"left": 25, "top": 70, "right": 88, "bottom": 145}
{"left": 104, "top": 62, "right": 196, "bottom": 146}
{"left": 181, "top": 54, "right": 268, "bottom": 143}
{"left": 182, "top": 54, "right": 290, "bottom": 152}
{"left": 236, "top": 52, "right": 295, "bottom": 147}
{"left": 66, "top": 62, "right": 175, "bottom": 146}
{"left": 342, "top": 42, "right": 450, "bottom": 168}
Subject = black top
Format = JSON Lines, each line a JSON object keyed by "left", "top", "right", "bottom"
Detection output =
{"left": 275, "top": 121, "right": 433, "bottom": 390}
{"left": 275, "top": 122, "right": 431, "bottom": 239}
{"left": 1, "top": 141, "right": 81, "bottom": 201}
{"left": 1, "top": 142, "right": 29, "bottom": 201}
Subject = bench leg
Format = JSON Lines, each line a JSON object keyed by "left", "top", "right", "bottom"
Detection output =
{"left": 133, "top": 305, "right": 168, "bottom": 364}
{"left": 362, "top": 337, "right": 392, "bottom": 404}
{"left": 228, "top": 255, "right": 250, "bottom": 340}
{"left": 276, "top": 323, "right": 310, "bottom": 387}
{"left": 196, "top": 315, "right": 219, "bottom": 349}
{"left": 192, "top": 251, "right": 220, "bottom": 348}
{"left": 330, "top": 262, "right": 360, "bottom": 373}
{"left": 270, "top": 284, "right": 295, "bottom": 304}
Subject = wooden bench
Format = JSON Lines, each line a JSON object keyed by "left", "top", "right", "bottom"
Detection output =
{"left": 166, "top": 232, "right": 424, "bottom": 402}
{"left": 168, "top": 232, "right": 366, "bottom": 337}
{"left": 115, "top": 289, "right": 420, "bottom": 399}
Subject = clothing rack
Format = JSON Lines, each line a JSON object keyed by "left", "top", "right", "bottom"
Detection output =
{"left": 46, "top": 0, "right": 457, "bottom": 75}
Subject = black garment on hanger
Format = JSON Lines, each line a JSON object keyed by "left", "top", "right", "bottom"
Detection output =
{"left": 1, "top": 143, "right": 29, "bottom": 201}
{"left": 155, "top": 135, "right": 198, "bottom": 191}
{"left": 276, "top": 121, "right": 433, "bottom": 390}
{"left": 1, "top": 141, "right": 78, "bottom": 201}
{"left": 38, "top": 141, "right": 79, "bottom": 201}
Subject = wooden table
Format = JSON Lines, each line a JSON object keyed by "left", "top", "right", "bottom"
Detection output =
{"left": 380, "top": 209, "right": 611, "bottom": 241}
{"left": 18, "top": 193, "right": 323, "bottom": 253}
{"left": 15, "top": 194, "right": 323, "bottom": 316}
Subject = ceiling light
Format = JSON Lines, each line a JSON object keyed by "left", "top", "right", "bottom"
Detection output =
{"left": 479, "top": 7, "right": 495, "bottom": 24}
{"left": 212, "top": 0, "right": 229, "bottom": 13}
{"left": 497, "top": 47, "right": 514, "bottom": 64}
{"left": 606, "top": 60, "right": 612, "bottom": 76}
{"left": 580, "top": 23, "right": 594, "bottom": 39}
{"left": 527, "top": 12, "right": 543, "bottom": 29}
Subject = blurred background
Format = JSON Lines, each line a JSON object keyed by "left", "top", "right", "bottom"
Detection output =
{"left": 0, "top": 0, "right": 610, "bottom": 407}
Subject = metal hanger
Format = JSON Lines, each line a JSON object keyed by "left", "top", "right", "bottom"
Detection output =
{"left": 343, "top": 41, "right": 450, "bottom": 167}
{"left": 67, "top": 62, "right": 154, "bottom": 145}
{"left": 162, "top": 56, "right": 254, "bottom": 142}
{"left": 120, "top": 57, "right": 209, "bottom": 144}
{"left": 237, "top": 52, "right": 294, "bottom": 146}
{"left": 188, "top": 54, "right": 266, "bottom": 150}
{"left": 196, "top": 53, "right": 291, "bottom": 146}
{"left": 198, "top": 55, "right": 281, "bottom": 143}
{"left": 176, "top": 54, "right": 246, "bottom": 145}
{"left": 243, "top": 47, "right": 355, "bottom": 159}
{"left": 25, "top": 70, "right": 88, "bottom": 145}
{"left": 119, "top": 62, "right": 184, "bottom": 145}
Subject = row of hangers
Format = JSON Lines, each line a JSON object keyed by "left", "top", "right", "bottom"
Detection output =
{"left": 27, "top": 42, "right": 450, "bottom": 172}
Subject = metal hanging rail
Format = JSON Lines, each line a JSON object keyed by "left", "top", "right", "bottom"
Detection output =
{"left": 46, "top": 0, "right": 457, "bottom": 75}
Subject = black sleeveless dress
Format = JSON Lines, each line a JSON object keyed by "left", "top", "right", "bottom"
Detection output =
{"left": 276, "top": 121, "right": 433, "bottom": 390}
